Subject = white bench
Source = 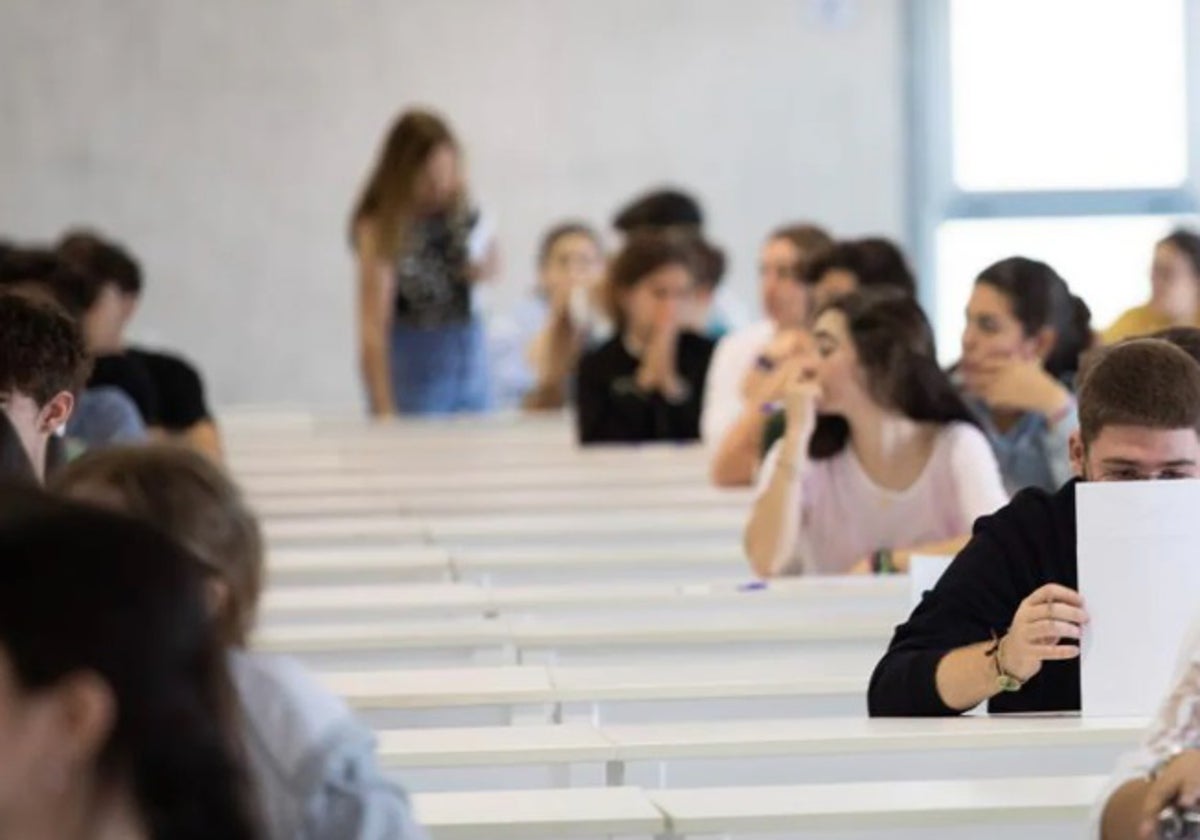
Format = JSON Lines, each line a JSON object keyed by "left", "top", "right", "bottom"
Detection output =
{"left": 317, "top": 662, "right": 868, "bottom": 729}
{"left": 411, "top": 775, "right": 1107, "bottom": 839}
{"left": 252, "top": 615, "right": 893, "bottom": 670}
{"left": 378, "top": 717, "right": 1140, "bottom": 794}
{"left": 258, "top": 577, "right": 909, "bottom": 624}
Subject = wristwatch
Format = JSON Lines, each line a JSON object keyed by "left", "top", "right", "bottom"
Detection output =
{"left": 989, "top": 634, "right": 1024, "bottom": 693}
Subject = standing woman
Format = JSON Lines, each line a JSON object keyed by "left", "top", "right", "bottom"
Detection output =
{"left": 351, "top": 110, "right": 498, "bottom": 416}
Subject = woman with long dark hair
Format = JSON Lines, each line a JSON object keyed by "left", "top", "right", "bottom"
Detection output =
{"left": 958, "top": 257, "right": 1092, "bottom": 494}
{"left": 350, "top": 109, "right": 498, "bottom": 416}
{"left": 0, "top": 489, "right": 257, "bottom": 839}
{"left": 745, "top": 289, "right": 1006, "bottom": 577}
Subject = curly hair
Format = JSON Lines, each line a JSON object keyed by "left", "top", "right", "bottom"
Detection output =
{"left": 0, "top": 292, "right": 91, "bottom": 405}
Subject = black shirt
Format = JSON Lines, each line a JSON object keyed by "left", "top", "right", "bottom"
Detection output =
{"left": 575, "top": 332, "right": 715, "bottom": 445}
{"left": 89, "top": 353, "right": 160, "bottom": 426}
{"left": 128, "top": 347, "right": 212, "bottom": 431}
{"left": 88, "top": 348, "right": 212, "bottom": 432}
{"left": 868, "top": 480, "right": 1080, "bottom": 717}
{"left": 393, "top": 210, "right": 478, "bottom": 329}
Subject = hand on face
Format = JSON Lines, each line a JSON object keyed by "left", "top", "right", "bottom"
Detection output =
{"left": 968, "top": 355, "right": 1070, "bottom": 417}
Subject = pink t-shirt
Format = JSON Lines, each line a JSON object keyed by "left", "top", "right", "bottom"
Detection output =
{"left": 758, "top": 422, "right": 1008, "bottom": 575}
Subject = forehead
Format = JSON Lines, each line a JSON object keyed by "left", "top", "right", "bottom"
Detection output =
{"left": 813, "top": 309, "right": 848, "bottom": 338}
{"left": 550, "top": 233, "right": 599, "bottom": 257}
{"left": 967, "top": 283, "right": 1014, "bottom": 315}
{"left": 1089, "top": 424, "right": 1200, "bottom": 463}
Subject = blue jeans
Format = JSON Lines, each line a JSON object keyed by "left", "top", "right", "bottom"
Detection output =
{"left": 390, "top": 319, "right": 492, "bottom": 415}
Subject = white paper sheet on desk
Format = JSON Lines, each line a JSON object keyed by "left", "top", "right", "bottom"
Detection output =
{"left": 909, "top": 555, "right": 954, "bottom": 609}
{"left": 1077, "top": 480, "right": 1200, "bottom": 717}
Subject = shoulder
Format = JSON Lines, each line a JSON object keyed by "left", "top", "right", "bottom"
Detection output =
{"left": 937, "top": 421, "right": 995, "bottom": 459}
{"left": 679, "top": 330, "right": 716, "bottom": 356}
{"left": 714, "top": 321, "right": 773, "bottom": 362}
{"left": 1103, "top": 305, "right": 1157, "bottom": 342}
{"left": 578, "top": 337, "right": 624, "bottom": 374}
{"left": 976, "top": 480, "right": 1075, "bottom": 543}
{"left": 230, "top": 651, "right": 355, "bottom": 757}
{"left": 129, "top": 347, "right": 202, "bottom": 385}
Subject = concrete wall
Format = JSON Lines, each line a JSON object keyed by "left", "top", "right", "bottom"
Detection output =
{"left": 0, "top": 0, "right": 905, "bottom": 406}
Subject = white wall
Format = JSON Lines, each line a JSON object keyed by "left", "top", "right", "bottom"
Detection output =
{"left": 0, "top": 0, "right": 905, "bottom": 407}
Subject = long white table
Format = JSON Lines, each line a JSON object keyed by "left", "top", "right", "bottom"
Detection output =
{"left": 253, "top": 614, "right": 893, "bottom": 670}
{"left": 378, "top": 716, "right": 1141, "bottom": 793}
{"left": 412, "top": 775, "right": 1108, "bottom": 839}
{"left": 318, "top": 662, "right": 869, "bottom": 729}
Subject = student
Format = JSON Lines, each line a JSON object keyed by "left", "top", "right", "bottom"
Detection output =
{"left": 351, "top": 109, "right": 498, "bottom": 416}
{"left": 52, "top": 445, "right": 427, "bottom": 840}
{"left": 1105, "top": 229, "right": 1200, "bottom": 343}
{"left": 958, "top": 257, "right": 1093, "bottom": 494}
{"left": 57, "top": 230, "right": 222, "bottom": 459}
{"left": 806, "top": 237, "right": 917, "bottom": 310}
{"left": 0, "top": 247, "right": 146, "bottom": 449}
{"left": 0, "top": 412, "right": 37, "bottom": 483}
{"left": 868, "top": 339, "right": 1200, "bottom": 717}
{"left": 612, "top": 188, "right": 741, "bottom": 339}
{"left": 0, "top": 489, "right": 257, "bottom": 839}
{"left": 704, "top": 224, "right": 834, "bottom": 486}
{"left": 0, "top": 293, "right": 89, "bottom": 482}
{"left": 491, "top": 222, "right": 606, "bottom": 410}
{"left": 575, "top": 233, "right": 715, "bottom": 444}
{"left": 745, "top": 289, "right": 1006, "bottom": 577}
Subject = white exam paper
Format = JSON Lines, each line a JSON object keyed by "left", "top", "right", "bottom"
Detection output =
{"left": 1077, "top": 480, "right": 1200, "bottom": 717}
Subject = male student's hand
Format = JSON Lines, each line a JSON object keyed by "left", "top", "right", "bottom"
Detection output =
{"left": 973, "top": 357, "right": 1072, "bottom": 419}
{"left": 1140, "top": 750, "right": 1200, "bottom": 839}
{"left": 1001, "top": 583, "right": 1089, "bottom": 682}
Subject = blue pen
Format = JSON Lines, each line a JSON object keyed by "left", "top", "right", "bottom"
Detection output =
{"left": 738, "top": 581, "right": 769, "bottom": 592}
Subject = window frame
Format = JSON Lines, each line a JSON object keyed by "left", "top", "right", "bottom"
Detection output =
{"left": 904, "top": 0, "right": 1200, "bottom": 318}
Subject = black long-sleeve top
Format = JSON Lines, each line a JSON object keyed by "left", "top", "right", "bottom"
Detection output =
{"left": 869, "top": 480, "right": 1081, "bottom": 716}
{"left": 575, "top": 332, "right": 714, "bottom": 445}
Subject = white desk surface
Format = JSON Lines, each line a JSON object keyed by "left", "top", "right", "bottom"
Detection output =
{"left": 317, "top": 662, "right": 868, "bottom": 710}
{"left": 377, "top": 724, "right": 615, "bottom": 768}
{"left": 449, "top": 542, "right": 745, "bottom": 570}
{"left": 259, "top": 576, "right": 909, "bottom": 618}
{"left": 267, "top": 546, "right": 450, "bottom": 575}
{"left": 375, "top": 715, "right": 1146, "bottom": 770}
{"left": 253, "top": 614, "right": 892, "bottom": 654}
{"left": 318, "top": 666, "right": 556, "bottom": 709}
{"left": 413, "top": 786, "right": 662, "bottom": 840}
{"left": 650, "top": 774, "right": 1107, "bottom": 834}
{"left": 263, "top": 516, "right": 430, "bottom": 543}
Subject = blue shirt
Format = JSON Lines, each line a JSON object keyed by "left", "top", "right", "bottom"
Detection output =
{"left": 965, "top": 395, "right": 1077, "bottom": 496}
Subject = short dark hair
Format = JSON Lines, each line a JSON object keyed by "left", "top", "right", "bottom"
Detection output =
{"left": 53, "top": 445, "right": 264, "bottom": 647}
{"left": 604, "top": 232, "right": 698, "bottom": 328}
{"left": 767, "top": 224, "right": 835, "bottom": 280}
{"left": 57, "top": 229, "right": 143, "bottom": 296}
{"left": 680, "top": 233, "right": 726, "bottom": 292}
{"left": 975, "top": 256, "right": 1093, "bottom": 379}
{"left": 808, "top": 289, "right": 978, "bottom": 458}
{"left": 538, "top": 221, "right": 604, "bottom": 267}
{"left": 0, "top": 247, "right": 100, "bottom": 319}
{"left": 806, "top": 237, "right": 917, "bottom": 297}
{"left": 613, "top": 189, "right": 704, "bottom": 234}
{"left": 1078, "top": 339, "right": 1200, "bottom": 445}
{"left": 0, "top": 292, "right": 91, "bottom": 405}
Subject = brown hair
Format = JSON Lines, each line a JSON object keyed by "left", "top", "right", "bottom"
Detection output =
{"left": 604, "top": 232, "right": 698, "bottom": 329}
{"left": 350, "top": 109, "right": 463, "bottom": 258}
{"left": 538, "top": 221, "right": 604, "bottom": 267}
{"left": 809, "top": 289, "right": 979, "bottom": 458}
{"left": 805, "top": 237, "right": 917, "bottom": 297}
{"left": 768, "top": 223, "right": 834, "bottom": 279}
{"left": 51, "top": 445, "right": 264, "bottom": 647}
{"left": 0, "top": 291, "right": 91, "bottom": 406}
{"left": 1154, "top": 327, "right": 1200, "bottom": 365}
{"left": 1078, "top": 339, "right": 1200, "bottom": 445}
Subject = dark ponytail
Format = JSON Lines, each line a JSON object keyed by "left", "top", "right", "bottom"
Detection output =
{"left": 975, "top": 256, "right": 1091, "bottom": 380}
{"left": 0, "top": 490, "right": 258, "bottom": 840}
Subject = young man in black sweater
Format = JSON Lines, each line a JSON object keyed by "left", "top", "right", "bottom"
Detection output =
{"left": 869, "top": 338, "right": 1200, "bottom": 717}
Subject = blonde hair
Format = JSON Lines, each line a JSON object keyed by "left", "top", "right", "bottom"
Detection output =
{"left": 350, "top": 108, "right": 464, "bottom": 258}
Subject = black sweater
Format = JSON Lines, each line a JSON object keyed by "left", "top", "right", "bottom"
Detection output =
{"left": 868, "top": 480, "right": 1080, "bottom": 716}
{"left": 575, "top": 332, "right": 714, "bottom": 445}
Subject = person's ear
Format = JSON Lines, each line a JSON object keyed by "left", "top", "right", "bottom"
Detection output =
{"left": 1030, "top": 326, "right": 1058, "bottom": 362}
{"left": 45, "top": 671, "right": 114, "bottom": 782}
{"left": 204, "top": 578, "right": 231, "bottom": 619}
{"left": 1069, "top": 429, "right": 1087, "bottom": 478}
{"left": 37, "top": 392, "right": 75, "bottom": 436}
